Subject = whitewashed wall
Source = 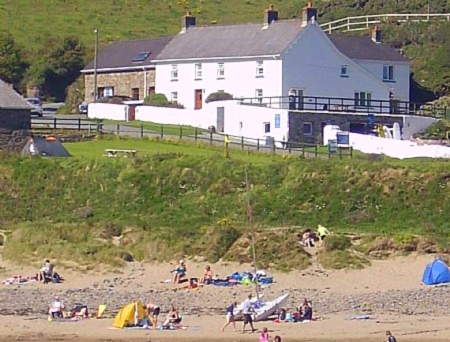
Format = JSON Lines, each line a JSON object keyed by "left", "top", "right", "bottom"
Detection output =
{"left": 356, "top": 60, "right": 410, "bottom": 102}
{"left": 88, "top": 103, "right": 128, "bottom": 121}
{"left": 281, "top": 23, "right": 393, "bottom": 104}
{"left": 155, "top": 58, "right": 282, "bottom": 110}
{"left": 135, "top": 106, "right": 214, "bottom": 128}
{"left": 402, "top": 116, "right": 437, "bottom": 140}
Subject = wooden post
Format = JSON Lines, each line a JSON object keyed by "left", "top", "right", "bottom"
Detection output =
{"left": 179, "top": 125, "right": 183, "bottom": 139}
{"left": 257, "top": 139, "right": 260, "bottom": 151}
{"left": 339, "top": 147, "right": 343, "bottom": 160}
{"left": 241, "top": 136, "right": 244, "bottom": 150}
{"left": 315, "top": 144, "right": 318, "bottom": 158}
{"left": 194, "top": 128, "right": 198, "bottom": 141}
{"left": 78, "top": 118, "right": 81, "bottom": 131}
{"left": 160, "top": 125, "right": 164, "bottom": 139}
{"left": 302, "top": 143, "right": 305, "bottom": 158}
{"left": 140, "top": 124, "right": 144, "bottom": 138}
{"left": 116, "top": 124, "right": 120, "bottom": 135}
{"left": 209, "top": 131, "right": 213, "bottom": 145}
{"left": 53, "top": 117, "right": 57, "bottom": 130}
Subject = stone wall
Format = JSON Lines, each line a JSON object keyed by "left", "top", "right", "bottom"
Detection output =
{"left": 288, "top": 111, "right": 403, "bottom": 144}
{"left": 84, "top": 69, "right": 156, "bottom": 103}
{"left": 0, "top": 109, "right": 31, "bottom": 152}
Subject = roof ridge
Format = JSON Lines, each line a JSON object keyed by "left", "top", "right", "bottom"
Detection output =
{"left": 189, "top": 18, "right": 301, "bottom": 29}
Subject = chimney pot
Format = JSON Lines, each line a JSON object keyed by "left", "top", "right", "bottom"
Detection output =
{"left": 371, "top": 25, "right": 382, "bottom": 43}
{"left": 263, "top": 4, "right": 279, "bottom": 27}
{"left": 181, "top": 11, "right": 196, "bottom": 33}
{"left": 301, "top": 2, "right": 317, "bottom": 27}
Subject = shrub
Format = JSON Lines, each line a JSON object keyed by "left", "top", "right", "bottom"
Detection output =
{"left": 205, "top": 91, "right": 233, "bottom": 103}
{"left": 323, "top": 235, "right": 352, "bottom": 251}
{"left": 144, "top": 93, "right": 169, "bottom": 106}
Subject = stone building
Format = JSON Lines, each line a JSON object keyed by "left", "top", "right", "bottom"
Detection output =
{"left": 81, "top": 36, "right": 172, "bottom": 103}
{"left": 0, "top": 79, "right": 32, "bottom": 152}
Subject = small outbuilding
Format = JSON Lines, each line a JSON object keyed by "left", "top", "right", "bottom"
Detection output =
{"left": 0, "top": 79, "right": 33, "bottom": 152}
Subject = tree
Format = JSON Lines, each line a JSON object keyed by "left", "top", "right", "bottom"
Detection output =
{"left": 0, "top": 33, "right": 27, "bottom": 86}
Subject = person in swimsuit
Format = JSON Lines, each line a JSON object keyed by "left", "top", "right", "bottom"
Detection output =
{"left": 144, "top": 302, "right": 160, "bottom": 330}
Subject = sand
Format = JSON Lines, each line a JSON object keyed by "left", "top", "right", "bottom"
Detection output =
{"left": 0, "top": 254, "right": 448, "bottom": 342}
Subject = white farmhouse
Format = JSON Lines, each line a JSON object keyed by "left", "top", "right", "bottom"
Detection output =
{"left": 154, "top": 2, "right": 410, "bottom": 110}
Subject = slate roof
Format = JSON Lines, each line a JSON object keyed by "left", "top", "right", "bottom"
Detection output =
{"left": 328, "top": 34, "right": 409, "bottom": 62}
{"left": 82, "top": 36, "right": 173, "bottom": 72}
{"left": 154, "top": 20, "right": 304, "bottom": 60}
{"left": 0, "top": 80, "right": 34, "bottom": 110}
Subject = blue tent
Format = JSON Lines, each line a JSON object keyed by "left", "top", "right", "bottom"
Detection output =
{"left": 422, "top": 258, "right": 450, "bottom": 286}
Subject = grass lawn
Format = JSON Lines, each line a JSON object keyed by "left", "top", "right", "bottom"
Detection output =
{"left": 65, "top": 137, "right": 289, "bottom": 165}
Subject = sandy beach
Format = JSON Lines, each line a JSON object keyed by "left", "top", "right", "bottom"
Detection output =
{"left": 0, "top": 254, "right": 448, "bottom": 342}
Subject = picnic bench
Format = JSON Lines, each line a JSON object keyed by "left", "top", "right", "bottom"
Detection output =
{"left": 104, "top": 149, "right": 137, "bottom": 158}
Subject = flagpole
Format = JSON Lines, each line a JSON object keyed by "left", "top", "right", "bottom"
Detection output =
{"left": 245, "top": 167, "right": 260, "bottom": 301}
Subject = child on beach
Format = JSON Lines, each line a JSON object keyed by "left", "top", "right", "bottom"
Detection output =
{"left": 259, "top": 327, "right": 269, "bottom": 342}
{"left": 221, "top": 302, "right": 237, "bottom": 332}
{"left": 386, "top": 331, "right": 397, "bottom": 342}
{"left": 273, "top": 336, "right": 282, "bottom": 342}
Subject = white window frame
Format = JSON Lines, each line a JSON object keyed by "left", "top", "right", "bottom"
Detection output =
{"left": 354, "top": 91, "right": 372, "bottom": 107}
{"left": 170, "top": 91, "right": 178, "bottom": 102}
{"left": 340, "top": 65, "right": 349, "bottom": 77}
{"left": 255, "top": 89, "right": 263, "bottom": 104}
{"left": 195, "top": 63, "right": 202, "bottom": 80}
{"left": 383, "top": 65, "right": 394, "bottom": 81}
{"left": 217, "top": 63, "right": 225, "bottom": 79}
{"left": 256, "top": 61, "right": 264, "bottom": 77}
{"left": 171, "top": 65, "right": 178, "bottom": 81}
{"left": 303, "top": 122, "right": 313, "bottom": 136}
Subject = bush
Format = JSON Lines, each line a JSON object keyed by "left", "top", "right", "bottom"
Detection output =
{"left": 205, "top": 91, "right": 233, "bottom": 103}
{"left": 323, "top": 235, "right": 352, "bottom": 251}
{"left": 144, "top": 93, "right": 169, "bottom": 106}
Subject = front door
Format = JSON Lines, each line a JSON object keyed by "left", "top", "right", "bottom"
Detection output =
{"left": 195, "top": 89, "right": 203, "bottom": 110}
{"left": 216, "top": 107, "right": 225, "bottom": 132}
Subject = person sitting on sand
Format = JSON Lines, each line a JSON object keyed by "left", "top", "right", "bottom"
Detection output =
{"left": 277, "top": 309, "right": 287, "bottom": 322}
{"left": 300, "top": 299, "right": 312, "bottom": 321}
{"left": 386, "top": 331, "right": 398, "bottom": 342}
{"left": 200, "top": 265, "right": 213, "bottom": 284}
{"left": 302, "top": 229, "right": 315, "bottom": 247}
{"left": 39, "top": 259, "right": 54, "bottom": 283}
{"left": 143, "top": 302, "right": 160, "bottom": 330}
{"left": 162, "top": 304, "right": 181, "bottom": 327}
{"left": 171, "top": 260, "right": 187, "bottom": 284}
{"left": 259, "top": 327, "right": 269, "bottom": 342}
{"left": 48, "top": 296, "right": 64, "bottom": 318}
{"left": 221, "top": 302, "right": 237, "bottom": 332}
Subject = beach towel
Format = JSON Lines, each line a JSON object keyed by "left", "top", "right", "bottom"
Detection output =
{"left": 3, "top": 275, "right": 37, "bottom": 285}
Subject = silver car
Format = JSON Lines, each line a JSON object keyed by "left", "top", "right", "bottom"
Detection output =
{"left": 25, "top": 97, "right": 44, "bottom": 117}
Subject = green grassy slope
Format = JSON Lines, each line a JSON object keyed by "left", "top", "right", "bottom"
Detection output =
{"left": 1, "top": 140, "right": 450, "bottom": 269}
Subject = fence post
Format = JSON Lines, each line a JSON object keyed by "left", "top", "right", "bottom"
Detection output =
{"left": 241, "top": 136, "right": 244, "bottom": 150}
{"left": 272, "top": 141, "right": 276, "bottom": 154}
{"left": 288, "top": 143, "right": 291, "bottom": 154}
{"left": 140, "top": 124, "right": 144, "bottom": 138}
{"left": 339, "top": 147, "right": 343, "bottom": 160}
{"left": 116, "top": 124, "right": 120, "bottom": 135}
{"left": 53, "top": 117, "right": 57, "bottom": 130}
{"left": 302, "top": 143, "right": 305, "bottom": 158}
{"left": 194, "top": 128, "right": 198, "bottom": 141}
{"left": 179, "top": 125, "right": 183, "bottom": 139}
{"left": 350, "top": 147, "right": 353, "bottom": 159}
{"left": 257, "top": 139, "right": 260, "bottom": 151}
{"left": 160, "top": 125, "right": 164, "bottom": 139}
{"left": 209, "top": 131, "right": 213, "bottom": 145}
{"left": 78, "top": 118, "right": 81, "bottom": 131}
{"left": 315, "top": 144, "right": 318, "bottom": 158}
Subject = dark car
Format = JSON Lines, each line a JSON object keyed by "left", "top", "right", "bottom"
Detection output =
{"left": 78, "top": 102, "right": 88, "bottom": 115}
{"left": 25, "top": 97, "right": 43, "bottom": 117}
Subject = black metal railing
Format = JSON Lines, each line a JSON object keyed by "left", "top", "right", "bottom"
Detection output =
{"left": 238, "top": 95, "right": 450, "bottom": 118}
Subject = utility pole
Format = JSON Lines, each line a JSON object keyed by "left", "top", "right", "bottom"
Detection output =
{"left": 245, "top": 168, "right": 259, "bottom": 301}
{"left": 93, "top": 28, "right": 99, "bottom": 102}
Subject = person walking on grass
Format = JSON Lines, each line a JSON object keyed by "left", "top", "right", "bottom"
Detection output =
{"left": 242, "top": 294, "right": 256, "bottom": 333}
{"left": 386, "top": 331, "right": 398, "bottom": 342}
{"left": 221, "top": 302, "right": 237, "bottom": 332}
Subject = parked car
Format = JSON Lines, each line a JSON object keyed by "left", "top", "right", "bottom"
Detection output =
{"left": 78, "top": 101, "right": 88, "bottom": 115}
{"left": 25, "top": 97, "right": 43, "bottom": 117}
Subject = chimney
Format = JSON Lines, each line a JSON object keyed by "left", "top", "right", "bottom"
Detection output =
{"left": 371, "top": 26, "right": 381, "bottom": 43}
{"left": 301, "top": 2, "right": 317, "bottom": 27}
{"left": 263, "top": 4, "right": 279, "bottom": 28}
{"left": 181, "top": 11, "right": 196, "bottom": 33}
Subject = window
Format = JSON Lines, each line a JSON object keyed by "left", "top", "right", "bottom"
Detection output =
{"left": 104, "top": 86, "right": 114, "bottom": 97}
{"left": 264, "top": 122, "right": 271, "bottom": 133}
{"left": 255, "top": 89, "right": 263, "bottom": 104}
{"left": 171, "top": 92, "right": 178, "bottom": 102}
{"left": 383, "top": 65, "right": 394, "bottom": 81}
{"left": 132, "top": 51, "right": 151, "bottom": 62}
{"left": 171, "top": 65, "right": 178, "bottom": 81}
{"left": 303, "top": 122, "right": 313, "bottom": 136}
{"left": 354, "top": 91, "right": 372, "bottom": 107}
{"left": 217, "top": 63, "right": 225, "bottom": 79}
{"left": 195, "top": 63, "right": 202, "bottom": 79}
{"left": 274, "top": 114, "right": 281, "bottom": 128}
{"left": 148, "top": 86, "right": 155, "bottom": 95}
{"left": 256, "top": 61, "right": 264, "bottom": 77}
{"left": 341, "top": 65, "right": 349, "bottom": 77}
{"left": 131, "top": 87, "right": 140, "bottom": 100}
{"left": 97, "top": 87, "right": 105, "bottom": 98}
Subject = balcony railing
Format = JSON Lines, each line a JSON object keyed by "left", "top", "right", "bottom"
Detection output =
{"left": 238, "top": 95, "right": 449, "bottom": 118}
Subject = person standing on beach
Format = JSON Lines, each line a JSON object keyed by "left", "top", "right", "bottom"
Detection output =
{"left": 144, "top": 302, "right": 160, "bottom": 330}
{"left": 386, "top": 331, "right": 398, "bottom": 342}
{"left": 242, "top": 294, "right": 256, "bottom": 333}
{"left": 221, "top": 302, "right": 237, "bottom": 332}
